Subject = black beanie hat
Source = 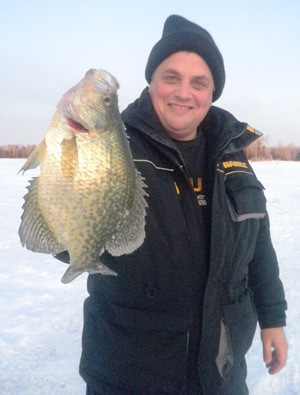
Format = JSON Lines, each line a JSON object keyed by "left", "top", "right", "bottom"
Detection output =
{"left": 145, "top": 15, "right": 225, "bottom": 102}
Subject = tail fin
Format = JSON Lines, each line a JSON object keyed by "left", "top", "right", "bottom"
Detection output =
{"left": 61, "top": 261, "right": 117, "bottom": 284}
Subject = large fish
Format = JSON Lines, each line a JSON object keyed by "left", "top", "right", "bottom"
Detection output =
{"left": 19, "top": 69, "right": 147, "bottom": 284}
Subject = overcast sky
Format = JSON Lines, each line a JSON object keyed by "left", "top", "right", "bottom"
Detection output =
{"left": 1, "top": 0, "right": 300, "bottom": 146}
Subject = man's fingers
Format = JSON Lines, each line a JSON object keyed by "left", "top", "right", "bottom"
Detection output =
{"left": 273, "top": 347, "right": 288, "bottom": 374}
{"left": 266, "top": 349, "right": 287, "bottom": 375}
{"left": 261, "top": 327, "right": 288, "bottom": 375}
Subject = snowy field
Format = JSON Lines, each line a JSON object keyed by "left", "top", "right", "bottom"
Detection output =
{"left": 0, "top": 159, "right": 299, "bottom": 395}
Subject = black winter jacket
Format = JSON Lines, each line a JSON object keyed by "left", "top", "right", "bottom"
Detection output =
{"left": 76, "top": 88, "right": 287, "bottom": 394}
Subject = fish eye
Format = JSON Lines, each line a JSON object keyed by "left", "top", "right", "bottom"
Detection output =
{"left": 103, "top": 96, "right": 111, "bottom": 106}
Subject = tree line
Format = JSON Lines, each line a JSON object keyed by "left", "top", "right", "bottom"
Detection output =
{"left": 0, "top": 145, "right": 36, "bottom": 158}
{"left": 0, "top": 141, "right": 300, "bottom": 161}
{"left": 245, "top": 137, "right": 300, "bottom": 161}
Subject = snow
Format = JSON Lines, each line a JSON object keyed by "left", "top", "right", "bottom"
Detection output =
{"left": 246, "top": 161, "right": 300, "bottom": 395}
{"left": 0, "top": 159, "right": 87, "bottom": 394}
{"left": 0, "top": 159, "right": 299, "bottom": 394}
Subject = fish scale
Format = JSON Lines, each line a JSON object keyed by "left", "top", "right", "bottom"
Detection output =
{"left": 19, "top": 69, "right": 147, "bottom": 283}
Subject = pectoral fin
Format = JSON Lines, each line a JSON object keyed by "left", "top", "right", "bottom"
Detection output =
{"left": 60, "top": 135, "right": 78, "bottom": 178}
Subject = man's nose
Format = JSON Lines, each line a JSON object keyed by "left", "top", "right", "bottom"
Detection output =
{"left": 174, "top": 82, "right": 192, "bottom": 100}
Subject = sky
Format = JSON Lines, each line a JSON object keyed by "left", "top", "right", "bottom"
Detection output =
{"left": 1, "top": 0, "right": 300, "bottom": 146}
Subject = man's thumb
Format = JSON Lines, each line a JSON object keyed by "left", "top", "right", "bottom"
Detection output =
{"left": 263, "top": 340, "right": 272, "bottom": 364}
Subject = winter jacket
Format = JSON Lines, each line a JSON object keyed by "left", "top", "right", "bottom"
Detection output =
{"left": 73, "top": 88, "right": 287, "bottom": 394}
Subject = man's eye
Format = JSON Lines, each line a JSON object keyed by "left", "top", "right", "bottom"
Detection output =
{"left": 164, "top": 75, "right": 177, "bottom": 83}
{"left": 193, "top": 80, "right": 208, "bottom": 89}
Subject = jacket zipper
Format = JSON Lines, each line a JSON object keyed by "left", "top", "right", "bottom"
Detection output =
{"left": 186, "top": 331, "right": 190, "bottom": 354}
{"left": 174, "top": 181, "right": 183, "bottom": 201}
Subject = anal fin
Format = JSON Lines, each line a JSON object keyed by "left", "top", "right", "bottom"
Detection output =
{"left": 105, "top": 169, "right": 148, "bottom": 256}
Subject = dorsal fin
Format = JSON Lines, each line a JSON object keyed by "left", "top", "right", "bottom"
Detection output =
{"left": 19, "top": 140, "right": 46, "bottom": 174}
{"left": 19, "top": 177, "right": 65, "bottom": 254}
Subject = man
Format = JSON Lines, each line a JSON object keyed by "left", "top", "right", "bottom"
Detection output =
{"left": 59, "top": 14, "right": 288, "bottom": 394}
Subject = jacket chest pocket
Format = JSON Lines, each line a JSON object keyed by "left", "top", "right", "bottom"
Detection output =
{"left": 225, "top": 172, "right": 266, "bottom": 222}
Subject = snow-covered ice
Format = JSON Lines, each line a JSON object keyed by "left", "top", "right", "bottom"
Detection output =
{"left": 0, "top": 159, "right": 299, "bottom": 394}
{"left": 246, "top": 161, "right": 300, "bottom": 395}
{"left": 0, "top": 159, "right": 87, "bottom": 394}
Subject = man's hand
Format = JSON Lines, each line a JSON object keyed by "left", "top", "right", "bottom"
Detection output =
{"left": 260, "top": 327, "right": 288, "bottom": 374}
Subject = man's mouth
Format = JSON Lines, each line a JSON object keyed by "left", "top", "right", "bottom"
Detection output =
{"left": 169, "top": 103, "right": 192, "bottom": 110}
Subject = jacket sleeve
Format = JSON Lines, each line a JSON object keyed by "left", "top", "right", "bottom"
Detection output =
{"left": 248, "top": 213, "right": 287, "bottom": 329}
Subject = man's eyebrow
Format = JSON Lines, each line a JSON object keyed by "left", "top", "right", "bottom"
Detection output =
{"left": 162, "top": 68, "right": 210, "bottom": 80}
{"left": 192, "top": 75, "right": 210, "bottom": 81}
{"left": 162, "top": 68, "right": 180, "bottom": 75}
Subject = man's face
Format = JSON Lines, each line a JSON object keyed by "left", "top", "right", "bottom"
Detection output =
{"left": 149, "top": 51, "right": 214, "bottom": 141}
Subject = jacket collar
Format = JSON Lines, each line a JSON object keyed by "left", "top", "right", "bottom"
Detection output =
{"left": 201, "top": 106, "right": 262, "bottom": 160}
{"left": 121, "top": 87, "right": 177, "bottom": 150}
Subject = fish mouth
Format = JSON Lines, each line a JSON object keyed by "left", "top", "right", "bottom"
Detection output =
{"left": 66, "top": 117, "right": 89, "bottom": 134}
{"left": 64, "top": 101, "right": 90, "bottom": 134}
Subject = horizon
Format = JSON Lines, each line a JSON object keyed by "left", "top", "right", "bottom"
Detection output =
{"left": 1, "top": 1, "right": 300, "bottom": 146}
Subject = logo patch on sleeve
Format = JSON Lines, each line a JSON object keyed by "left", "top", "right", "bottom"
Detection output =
{"left": 222, "top": 161, "right": 248, "bottom": 169}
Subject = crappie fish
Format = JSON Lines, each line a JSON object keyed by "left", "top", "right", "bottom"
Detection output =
{"left": 19, "top": 69, "right": 147, "bottom": 284}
